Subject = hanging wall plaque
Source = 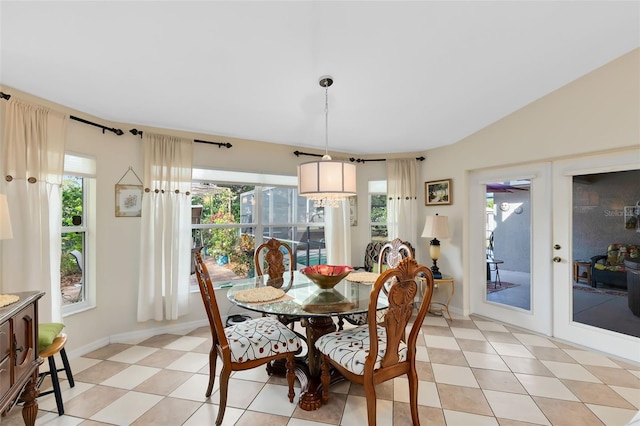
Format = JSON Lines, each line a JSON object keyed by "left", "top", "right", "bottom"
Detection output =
{"left": 115, "top": 167, "right": 143, "bottom": 217}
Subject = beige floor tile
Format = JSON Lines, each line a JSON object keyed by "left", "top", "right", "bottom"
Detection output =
{"left": 449, "top": 319, "right": 479, "bottom": 329}
{"left": 427, "top": 347, "right": 468, "bottom": 366}
{"left": 423, "top": 315, "right": 450, "bottom": 327}
{"left": 490, "top": 342, "right": 535, "bottom": 359}
{"left": 432, "top": 364, "right": 479, "bottom": 388}
{"left": 496, "top": 419, "right": 550, "bottom": 426}
{"left": 139, "top": 333, "right": 183, "bottom": 348}
{"left": 131, "top": 396, "right": 202, "bottom": 426}
{"left": 107, "top": 345, "right": 159, "bottom": 364}
{"left": 136, "top": 348, "right": 189, "bottom": 368}
{"left": 482, "top": 331, "right": 521, "bottom": 344}
{"left": 451, "top": 327, "right": 487, "bottom": 341}
{"left": 561, "top": 379, "right": 636, "bottom": 409}
{"left": 512, "top": 333, "right": 557, "bottom": 348}
{"left": 443, "top": 409, "right": 499, "bottom": 425}
{"left": 563, "top": 349, "right": 623, "bottom": 368}
{"left": 183, "top": 402, "right": 243, "bottom": 426}
{"left": 424, "top": 334, "right": 461, "bottom": 350}
{"left": 473, "top": 320, "right": 509, "bottom": 333}
{"left": 235, "top": 410, "right": 290, "bottom": 426}
{"left": 586, "top": 403, "right": 639, "bottom": 426}
{"left": 457, "top": 338, "right": 498, "bottom": 354}
{"left": 483, "top": 390, "right": 550, "bottom": 425}
{"left": 533, "top": 396, "right": 604, "bottom": 426}
{"left": 291, "top": 392, "right": 346, "bottom": 425}
{"left": 584, "top": 365, "right": 640, "bottom": 387}
{"left": 437, "top": 383, "right": 493, "bottom": 416}
{"left": 90, "top": 391, "right": 164, "bottom": 425}
{"left": 83, "top": 343, "right": 133, "bottom": 360}
{"left": 73, "top": 360, "right": 130, "bottom": 384}
{"left": 416, "top": 360, "right": 435, "bottom": 382}
{"left": 247, "top": 383, "right": 298, "bottom": 417}
{"left": 611, "top": 358, "right": 640, "bottom": 371}
{"left": 524, "top": 346, "right": 576, "bottom": 363}
{"left": 394, "top": 378, "right": 441, "bottom": 408}
{"left": 472, "top": 369, "right": 527, "bottom": 394}
{"left": 610, "top": 385, "right": 640, "bottom": 409}
{"left": 63, "top": 384, "right": 129, "bottom": 419}
{"left": 396, "top": 403, "right": 446, "bottom": 426}
{"left": 464, "top": 351, "right": 510, "bottom": 371}
{"left": 211, "top": 377, "right": 266, "bottom": 409}
{"left": 541, "top": 360, "right": 602, "bottom": 383}
{"left": 422, "top": 324, "right": 455, "bottom": 336}
{"left": 514, "top": 374, "right": 579, "bottom": 401}
{"left": 186, "top": 326, "right": 211, "bottom": 338}
{"left": 501, "top": 356, "right": 554, "bottom": 377}
{"left": 341, "top": 394, "right": 393, "bottom": 425}
{"left": 163, "top": 335, "right": 209, "bottom": 351}
{"left": 348, "top": 380, "right": 394, "bottom": 400}
{"left": 134, "top": 369, "right": 194, "bottom": 396}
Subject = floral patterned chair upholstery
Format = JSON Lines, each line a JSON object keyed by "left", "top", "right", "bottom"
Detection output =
{"left": 590, "top": 243, "right": 640, "bottom": 289}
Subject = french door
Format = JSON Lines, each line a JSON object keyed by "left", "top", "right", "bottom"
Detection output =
{"left": 469, "top": 163, "right": 553, "bottom": 335}
{"left": 470, "top": 150, "right": 639, "bottom": 362}
{"left": 552, "top": 149, "right": 640, "bottom": 362}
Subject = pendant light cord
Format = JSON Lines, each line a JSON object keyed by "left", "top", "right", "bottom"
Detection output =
{"left": 324, "top": 81, "right": 330, "bottom": 158}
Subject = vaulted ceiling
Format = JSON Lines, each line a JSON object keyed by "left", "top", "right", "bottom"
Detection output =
{"left": 1, "top": 1, "right": 638, "bottom": 154}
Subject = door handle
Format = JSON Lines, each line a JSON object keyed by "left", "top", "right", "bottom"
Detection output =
{"left": 553, "top": 256, "right": 562, "bottom": 263}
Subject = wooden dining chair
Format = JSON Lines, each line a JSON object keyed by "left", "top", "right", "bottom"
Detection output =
{"left": 193, "top": 252, "right": 301, "bottom": 425}
{"left": 338, "top": 238, "right": 414, "bottom": 329}
{"left": 315, "top": 257, "right": 434, "bottom": 426}
{"left": 254, "top": 237, "right": 294, "bottom": 280}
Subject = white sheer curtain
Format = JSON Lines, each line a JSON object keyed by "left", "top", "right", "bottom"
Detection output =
{"left": 325, "top": 199, "right": 351, "bottom": 265}
{"left": 387, "top": 158, "right": 418, "bottom": 242}
{"left": 137, "top": 132, "right": 193, "bottom": 321}
{"left": 2, "top": 98, "right": 68, "bottom": 323}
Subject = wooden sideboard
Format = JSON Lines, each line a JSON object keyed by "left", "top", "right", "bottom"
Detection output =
{"left": 0, "top": 291, "right": 44, "bottom": 426}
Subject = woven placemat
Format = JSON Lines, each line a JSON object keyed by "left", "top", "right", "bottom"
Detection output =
{"left": 347, "top": 271, "right": 380, "bottom": 284}
{"left": 234, "top": 287, "right": 285, "bottom": 303}
{"left": 0, "top": 294, "right": 19, "bottom": 308}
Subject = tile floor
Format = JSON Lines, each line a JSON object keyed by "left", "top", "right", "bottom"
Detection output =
{"left": 4, "top": 313, "right": 640, "bottom": 426}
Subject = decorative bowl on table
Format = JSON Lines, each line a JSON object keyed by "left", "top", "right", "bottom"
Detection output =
{"left": 300, "top": 264, "right": 354, "bottom": 289}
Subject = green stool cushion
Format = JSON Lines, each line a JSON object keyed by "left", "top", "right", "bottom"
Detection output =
{"left": 39, "top": 323, "right": 65, "bottom": 352}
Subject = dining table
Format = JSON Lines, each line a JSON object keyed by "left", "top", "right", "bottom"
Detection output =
{"left": 226, "top": 270, "right": 387, "bottom": 411}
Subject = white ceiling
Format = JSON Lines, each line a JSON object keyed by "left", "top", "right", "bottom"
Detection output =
{"left": 1, "top": 1, "right": 638, "bottom": 155}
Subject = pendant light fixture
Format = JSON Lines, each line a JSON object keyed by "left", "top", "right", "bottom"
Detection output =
{"left": 297, "top": 75, "right": 356, "bottom": 208}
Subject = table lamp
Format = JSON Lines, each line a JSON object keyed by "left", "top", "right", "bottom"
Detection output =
{"left": 0, "top": 194, "right": 13, "bottom": 240}
{"left": 421, "top": 214, "right": 450, "bottom": 279}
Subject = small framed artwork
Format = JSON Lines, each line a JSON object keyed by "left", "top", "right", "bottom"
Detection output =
{"left": 425, "top": 179, "right": 452, "bottom": 206}
{"left": 115, "top": 184, "right": 143, "bottom": 217}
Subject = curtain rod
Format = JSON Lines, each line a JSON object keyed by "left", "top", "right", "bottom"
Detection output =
{"left": 129, "top": 129, "right": 232, "bottom": 148}
{"left": 293, "top": 150, "right": 425, "bottom": 164}
{"left": 0, "top": 91, "right": 124, "bottom": 136}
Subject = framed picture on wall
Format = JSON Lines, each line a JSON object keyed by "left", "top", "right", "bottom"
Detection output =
{"left": 115, "top": 184, "right": 143, "bottom": 217}
{"left": 425, "top": 179, "right": 452, "bottom": 206}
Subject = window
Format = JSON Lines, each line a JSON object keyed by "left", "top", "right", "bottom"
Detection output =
{"left": 61, "top": 153, "right": 96, "bottom": 313}
{"left": 369, "top": 180, "right": 387, "bottom": 241}
{"left": 190, "top": 169, "right": 325, "bottom": 286}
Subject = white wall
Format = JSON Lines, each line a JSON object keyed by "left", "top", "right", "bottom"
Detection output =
{"left": 1, "top": 48, "right": 637, "bottom": 355}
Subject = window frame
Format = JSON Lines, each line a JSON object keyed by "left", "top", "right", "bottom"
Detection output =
{"left": 62, "top": 153, "right": 97, "bottom": 316}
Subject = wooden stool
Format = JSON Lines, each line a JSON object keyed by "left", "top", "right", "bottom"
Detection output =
{"left": 38, "top": 332, "right": 74, "bottom": 415}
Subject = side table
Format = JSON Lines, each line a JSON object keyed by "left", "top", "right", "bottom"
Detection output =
{"left": 573, "top": 260, "right": 591, "bottom": 285}
{"left": 424, "top": 275, "right": 454, "bottom": 321}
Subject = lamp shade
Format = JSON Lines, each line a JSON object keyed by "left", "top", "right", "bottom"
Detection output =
{"left": 421, "top": 214, "right": 450, "bottom": 239}
{"left": 0, "top": 194, "right": 13, "bottom": 240}
{"left": 298, "top": 159, "right": 357, "bottom": 197}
